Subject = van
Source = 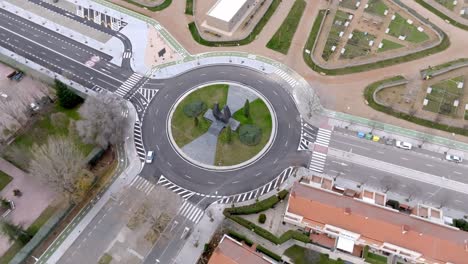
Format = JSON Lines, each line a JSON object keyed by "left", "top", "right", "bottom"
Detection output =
{"left": 145, "top": 151, "right": 154, "bottom": 163}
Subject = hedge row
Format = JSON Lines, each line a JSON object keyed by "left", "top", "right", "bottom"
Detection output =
{"left": 226, "top": 215, "right": 310, "bottom": 245}
{"left": 227, "top": 230, "right": 254, "bottom": 247}
{"left": 188, "top": 0, "right": 281, "bottom": 46}
{"left": 364, "top": 77, "right": 468, "bottom": 137}
{"left": 185, "top": 0, "right": 193, "bottom": 15}
{"left": 120, "top": 0, "right": 172, "bottom": 11}
{"left": 415, "top": 0, "right": 468, "bottom": 30}
{"left": 256, "top": 245, "right": 282, "bottom": 261}
{"left": 225, "top": 191, "right": 288, "bottom": 215}
{"left": 303, "top": 10, "right": 450, "bottom": 75}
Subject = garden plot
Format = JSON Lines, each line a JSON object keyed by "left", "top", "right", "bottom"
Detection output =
{"left": 434, "top": 0, "right": 457, "bottom": 10}
{"left": 423, "top": 76, "right": 464, "bottom": 116}
{"left": 322, "top": 10, "right": 354, "bottom": 60}
{"left": 339, "top": 0, "right": 361, "bottom": 10}
{"left": 387, "top": 13, "right": 429, "bottom": 43}
{"left": 364, "top": 0, "right": 389, "bottom": 17}
{"left": 377, "top": 39, "right": 404, "bottom": 52}
{"left": 340, "top": 30, "right": 376, "bottom": 59}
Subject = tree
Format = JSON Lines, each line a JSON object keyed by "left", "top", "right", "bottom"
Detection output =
{"left": 194, "top": 116, "right": 199, "bottom": 127}
{"left": 243, "top": 99, "right": 250, "bottom": 118}
{"left": 55, "top": 80, "right": 83, "bottom": 109}
{"left": 75, "top": 94, "right": 126, "bottom": 149}
{"left": 29, "top": 136, "right": 85, "bottom": 203}
{"left": 0, "top": 221, "right": 31, "bottom": 244}
{"left": 258, "top": 213, "right": 266, "bottom": 224}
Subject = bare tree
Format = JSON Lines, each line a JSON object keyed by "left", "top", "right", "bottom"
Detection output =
{"left": 29, "top": 136, "right": 85, "bottom": 202}
{"left": 381, "top": 176, "right": 399, "bottom": 193}
{"left": 75, "top": 94, "right": 126, "bottom": 149}
{"left": 405, "top": 185, "right": 422, "bottom": 202}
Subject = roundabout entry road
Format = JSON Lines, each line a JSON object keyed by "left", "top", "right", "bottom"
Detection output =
{"left": 139, "top": 65, "right": 309, "bottom": 197}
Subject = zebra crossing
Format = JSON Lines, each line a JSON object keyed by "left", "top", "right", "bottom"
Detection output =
{"left": 315, "top": 128, "right": 332, "bottom": 147}
{"left": 217, "top": 167, "right": 294, "bottom": 204}
{"left": 122, "top": 51, "right": 132, "bottom": 59}
{"left": 134, "top": 120, "right": 145, "bottom": 162}
{"left": 309, "top": 151, "right": 327, "bottom": 173}
{"left": 178, "top": 200, "right": 204, "bottom": 224}
{"left": 115, "top": 73, "right": 143, "bottom": 97}
{"left": 157, "top": 175, "right": 195, "bottom": 200}
{"left": 130, "top": 175, "right": 155, "bottom": 195}
{"left": 137, "top": 87, "right": 159, "bottom": 103}
{"left": 274, "top": 69, "right": 298, "bottom": 87}
{"left": 299, "top": 120, "right": 318, "bottom": 150}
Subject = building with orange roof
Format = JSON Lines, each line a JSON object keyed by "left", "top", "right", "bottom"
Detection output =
{"left": 208, "top": 234, "right": 277, "bottom": 264}
{"left": 284, "top": 182, "right": 468, "bottom": 264}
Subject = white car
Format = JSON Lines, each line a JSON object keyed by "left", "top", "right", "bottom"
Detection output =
{"left": 446, "top": 154, "right": 463, "bottom": 163}
{"left": 396, "top": 141, "right": 412, "bottom": 150}
{"left": 145, "top": 151, "right": 154, "bottom": 163}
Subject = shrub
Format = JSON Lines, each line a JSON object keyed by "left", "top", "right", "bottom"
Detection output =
{"left": 278, "top": 190, "right": 289, "bottom": 200}
{"left": 227, "top": 230, "right": 254, "bottom": 246}
{"left": 183, "top": 100, "right": 206, "bottom": 118}
{"left": 363, "top": 245, "right": 369, "bottom": 258}
{"left": 55, "top": 80, "right": 83, "bottom": 109}
{"left": 258, "top": 214, "right": 267, "bottom": 224}
{"left": 256, "top": 245, "right": 282, "bottom": 261}
{"left": 239, "top": 124, "right": 262, "bottom": 146}
{"left": 453, "top": 218, "right": 468, "bottom": 231}
{"left": 386, "top": 199, "right": 400, "bottom": 210}
{"left": 225, "top": 195, "right": 279, "bottom": 215}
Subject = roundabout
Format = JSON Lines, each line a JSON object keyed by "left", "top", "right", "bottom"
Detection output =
{"left": 167, "top": 82, "right": 277, "bottom": 171}
{"left": 139, "top": 65, "right": 309, "bottom": 199}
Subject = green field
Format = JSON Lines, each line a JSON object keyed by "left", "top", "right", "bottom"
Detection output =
{"left": 0, "top": 171, "right": 12, "bottom": 191}
{"left": 341, "top": 30, "right": 376, "bottom": 59}
{"left": 171, "top": 84, "right": 228, "bottom": 147}
{"left": 423, "top": 76, "right": 464, "bottom": 116}
{"left": 378, "top": 39, "right": 405, "bottom": 52}
{"left": 434, "top": 0, "right": 457, "bottom": 11}
{"left": 339, "top": 0, "right": 360, "bottom": 10}
{"left": 388, "top": 13, "right": 429, "bottom": 43}
{"left": 365, "top": 0, "right": 388, "bottom": 17}
{"left": 215, "top": 99, "right": 272, "bottom": 166}
{"left": 185, "top": 0, "right": 193, "bottom": 15}
{"left": 266, "top": 0, "right": 306, "bottom": 54}
{"left": 365, "top": 252, "right": 388, "bottom": 264}
{"left": 284, "top": 245, "right": 344, "bottom": 264}
{"left": 3, "top": 104, "right": 94, "bottom": 171}
{"left": 322, "top": 10, "right": 353, "bottom": 61}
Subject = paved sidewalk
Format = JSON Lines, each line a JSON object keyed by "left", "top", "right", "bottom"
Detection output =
{"left": 38, "top": 102, "right": 142, "bottom": 264}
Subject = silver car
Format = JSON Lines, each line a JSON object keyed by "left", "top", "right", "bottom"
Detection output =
{"left": 446, "top": 154, "right": 463, "bottom": 163}
{"left": 396, "top": 140, "right": 412, "bottom": 150}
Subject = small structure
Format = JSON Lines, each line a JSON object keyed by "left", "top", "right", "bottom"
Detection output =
{"left": 391, "top": 14, "right": 396, "bottom": 20}
{"left": 457, "top": 82, "right": 464, "bottom": 88}
{"left": 378, "top": 42, "right": 383, "bottom": 49}
{"left": 417, "top": 26, "right": 424, "bottom": 32}
{"left": 206, "top": 0, "right": 253, "bottom": 32}
{"left": 454, "top": 100, "right": 459, "bottom": 107}
{"left": 427, "top": 87, "right": 432, "bottom": 93}
{"left": 384, "top": 10, "right": 388, "bottom": 16}
{"left": 407, "top": 19, "right": 413, "bottom": 25}
{"left": 385, "top": 28, "right": 390, "bottom": 34}
{"left": 423, "top": 99, "right": 428, "bottom": 106}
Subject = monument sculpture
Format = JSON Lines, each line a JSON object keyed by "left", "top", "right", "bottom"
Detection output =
{"left": 212, "top": 103, "right": 231, "bottom": 123}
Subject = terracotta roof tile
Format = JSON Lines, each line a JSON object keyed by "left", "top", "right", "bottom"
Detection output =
{"left": 208, "top": 236, "right": 271, "bottom": 264}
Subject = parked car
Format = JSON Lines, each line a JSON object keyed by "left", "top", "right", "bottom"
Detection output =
{"left": 145, "top": 151, "right": 154, "bottom": 163}
{"left": 30, "top": 103, "right": 40, "bottom": 111}
{"left": 445, "top": 154, "right": 463, "bottom": 163}
{"left": 365, "top": 133, "right": 373, "bottom": 140}
{"left": 396, "top": 141, "right": 412, "bottom": 150}
{"left": 385, "top": 138, "right": 394, "bottom": 145}
{"left": 372, "top": 135, "right": 380, "bottom": 142}
{"left": 357, "top": 132, "right": 366, "bottom": 138}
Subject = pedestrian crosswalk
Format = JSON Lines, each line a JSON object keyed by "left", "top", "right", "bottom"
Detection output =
{"left": 309, "top": 151, "right": 327, "bottom": 173}
{"left": 299, "top": 120, "right": 318, "bottom": 150}
{"left": 157, "top": 175, "right": 195, "bottom": 200}
{"left": 274, "top": 69, "right": 298, "bottom": 87}
{"left": 134, "top": 120, "right": 145, "bottom": 162}
{"left": 217, "top": 167, "right": 294, "bottom": 204}
{"left": 178, "top": 200, "right": 204, "bottom": 224}
{"left": 137, "top": 87, "right": 158, "bottom": 103}
{"left": 315, "top": 128, "right": 332, "bottom": 147}
{"left": 130, "top": 175, "right": 155, "bottom": 195}
{"left": 115, "top": 73, "right": 143, "bottom": 97}
{"left": 122, "top": 51, "right": 132, "bottom": 59}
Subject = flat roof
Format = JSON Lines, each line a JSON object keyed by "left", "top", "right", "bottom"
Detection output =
{"left": 287, "top": 183, "right": 468, "bottom": 264}
{"left": 208, "top": 0, "right": 248, "bottom": 22}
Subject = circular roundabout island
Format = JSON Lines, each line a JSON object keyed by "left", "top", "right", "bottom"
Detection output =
{"left": 168, "top": 82, "right": 276, "bottom": 170}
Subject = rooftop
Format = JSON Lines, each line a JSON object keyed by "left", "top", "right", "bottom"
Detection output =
{"left": 207, "top": 0, "right": 248, "bottom": 22}
{"left": 208, "top": 235, "right": 272, "bottom": 264}
{"left": 287, "top": 183, "right": 468, "bottom": 264}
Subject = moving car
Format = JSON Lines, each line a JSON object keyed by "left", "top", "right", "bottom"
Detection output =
{"left": 145, "top": 151, "right": 154, "bottom": 163}
{"left": 396, "top": 141, "right": 412, "bottom": 150}
{"left": 445, "top": 154, "right": 463, "bottom": 163}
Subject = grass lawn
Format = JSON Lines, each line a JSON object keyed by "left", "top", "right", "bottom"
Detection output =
{"left": 388, "top": 13, "right": 429, "bottom": 43}
{"left": 185, "top": 0, "right": 193, "bottom": 15}
{"left": 284, "top": 245, "right": 344, "bottom": 264}
{"left": 322, "top": 10, "right": 352, "bottom": 60}
{"left": 465, "top": 110, "right": 468, "bottom": 120}
{"left": 171, "top": 84, "right": 229, "bottom": 147}
{"left": 434, "top": 0, "right": 456, "bottom": 11}
{"left": 215, "top": 99, "right": 272, "bottom": 166}
{"left": 0, "top": 171, "right": 13, "bottom": 191}
{"left": 365, "top": 252, "right": 388, "bottom": 264}
{"left": 378, "top": 39, "right": 404, "bottom": 52}
{"left": 266, "top": 0, "right": 306, "bottom": 54}
{"left": 341, "top": 30, "right": 376, "bottom": 59}
{"left": 339, "top": 0, "right": 360, "bottom": 10}
{"left": 365, "top": 0, "right": 388, "bottom": 17}
{"left": 3, "top": 103, "right": 94, "bottom": 171}
{"left": 98, "top": 253, "right": 113, "bottom": 264}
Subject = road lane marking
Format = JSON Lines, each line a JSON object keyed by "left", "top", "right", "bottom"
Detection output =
{"left": 401, "top": 157, "right": 409, "bottom": 160}
{"left": 331, "top": 139, "right": 371, "bottom": 150}
{"left": 425, "top": 164, "right": 433, "bottom": 167}
{"left": 454, "top": 171, "right": 462, "bottom": 175}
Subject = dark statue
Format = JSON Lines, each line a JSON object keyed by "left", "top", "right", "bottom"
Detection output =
{"left": 213, "top": 103, "right": 231, "bottom": 123}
